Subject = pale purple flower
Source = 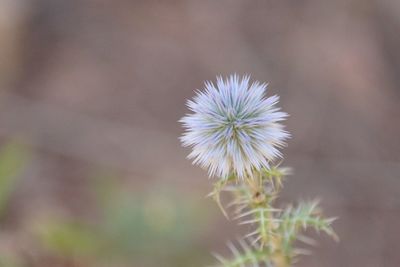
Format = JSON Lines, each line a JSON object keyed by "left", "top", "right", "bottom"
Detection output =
{"left": 180, "top": 75, "right": 289, "bottom": 179}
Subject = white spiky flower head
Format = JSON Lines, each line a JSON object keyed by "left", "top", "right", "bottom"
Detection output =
{"left": 180, "top": 75, "right": 290, "bottom": 180}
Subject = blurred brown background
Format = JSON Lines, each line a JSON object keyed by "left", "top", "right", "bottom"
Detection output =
{"left": 0, "top": 0, "right": 399, "bottom": 266}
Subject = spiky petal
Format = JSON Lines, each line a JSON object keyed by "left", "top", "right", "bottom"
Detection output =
{"left": 180, "top": 75, "right": 289, "bottom": 179}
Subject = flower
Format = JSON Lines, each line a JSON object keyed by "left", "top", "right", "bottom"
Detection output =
{"left": 180, "top": 75, "right": 289, "bottom": 179}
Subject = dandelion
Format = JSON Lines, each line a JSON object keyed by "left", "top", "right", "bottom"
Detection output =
{"left": 180, "top": 75, "right": 290, "bottom": 179}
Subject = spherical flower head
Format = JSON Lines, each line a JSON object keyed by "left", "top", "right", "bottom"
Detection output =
{"left": 180, "top": 75, "right": 290, "bottom": 180}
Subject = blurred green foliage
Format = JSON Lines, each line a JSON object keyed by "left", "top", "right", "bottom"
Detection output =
{"left": 0, "top": 142, "right": 214, "bottom": 266}
{"left": 34, "top": 175, "right": 213, "bottom": 267}
{"left": 0, "top": 141, "right": 28, "bottom": 218}
{"left": 37, "top": 221, "right": 101, "bottom": 257}
{"left": 0, "top": 140, "right": 29, "bottom": 267}
{"left": 0, "top": 255, "right": 21, "bottom": 267}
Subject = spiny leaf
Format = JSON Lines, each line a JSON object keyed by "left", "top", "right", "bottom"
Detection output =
{"left": 207, "top": 179, "right": 230, "bottom": 219}
{"left": 279, "top": 200, "right": 338, "bottom": 257}
{"left": 212, "top": 239, "right": 272, "bottom": 267}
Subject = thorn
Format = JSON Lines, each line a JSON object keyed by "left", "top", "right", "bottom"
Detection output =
{"left": 244, "top": 230, "right": 260, "bottom": 238}
{"left": 297, "top": 235, "right": 317, "bottom": 246}
{"left": 293, "top": 248, "right": 312, "bottom": 256}
{"left": 239, "top": 219, "right": 260, "bottom": 225}
{"left": 212, "top": 252, "right": 227, "bottom": 264}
